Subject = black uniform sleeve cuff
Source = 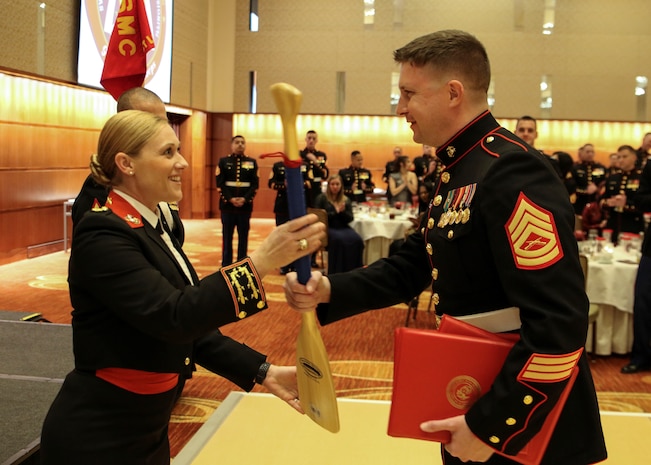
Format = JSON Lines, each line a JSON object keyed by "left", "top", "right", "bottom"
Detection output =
{"left": 220, "top": 257, "right": 268, "bottom": 319}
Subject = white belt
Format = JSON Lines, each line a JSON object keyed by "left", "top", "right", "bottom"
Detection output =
{"left": 313, "top": 177, "right": 322, "bottom": 182}
{"left": 225, "top": 181, "right": 251, "bottom": 187}
{"left": 353, "top": 189, "right": 364, "bottom": 194}
{"left": 455, "top": 307, "right": 521, "bottom": 333}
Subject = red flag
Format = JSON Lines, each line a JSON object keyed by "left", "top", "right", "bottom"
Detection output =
{"left": 100, "top": 0, "right": 155, "bottom": 100}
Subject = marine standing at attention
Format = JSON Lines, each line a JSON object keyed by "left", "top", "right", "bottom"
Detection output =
{"left": 216, "top": 135, "right": 259, "bottom": 267}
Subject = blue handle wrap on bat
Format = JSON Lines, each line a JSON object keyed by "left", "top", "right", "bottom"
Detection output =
{"left": 285, "top": 164, "right": 311, "bottom": 285}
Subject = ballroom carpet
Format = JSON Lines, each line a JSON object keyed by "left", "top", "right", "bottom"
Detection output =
{"left": 0, "top": 218, "right": 649, "bottom": 459}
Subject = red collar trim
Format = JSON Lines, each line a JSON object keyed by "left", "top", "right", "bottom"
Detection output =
{"left": 106, "top": 191, "right": 145, "bottom": 229}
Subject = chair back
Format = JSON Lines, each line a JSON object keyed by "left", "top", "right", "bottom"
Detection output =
{"left": 307, "top": 208, "right": 328, "bottom": 248}
{"left": 579, "top": 254, "right": 588, "bottom": 285}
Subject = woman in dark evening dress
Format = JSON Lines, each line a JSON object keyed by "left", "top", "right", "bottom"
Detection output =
{"left": 314, "top": 175, "right": 364, "bottom": 275}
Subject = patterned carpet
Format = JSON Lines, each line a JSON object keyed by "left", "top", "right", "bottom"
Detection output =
{"left": 0, "top": 218, "right": 649, "bottom": 458}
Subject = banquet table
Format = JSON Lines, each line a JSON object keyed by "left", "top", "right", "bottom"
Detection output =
{"left": 349, "top": 210, "right": 414, "bottom": 265}
{"left": 584, "top": 246, "right": 639, "bottom": 356}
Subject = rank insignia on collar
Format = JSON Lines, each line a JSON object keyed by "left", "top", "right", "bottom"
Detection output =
{"left": 505, "top": 192, "right": 563, "bottom": 270}
{"left": 124, "top": 214, "right": 141, "bottom": 225}
{"left": 91, "top": 199, "right": 107, "bottom": 211}
{"left": 446, "top": 146, "right": 456, "bottom": 158}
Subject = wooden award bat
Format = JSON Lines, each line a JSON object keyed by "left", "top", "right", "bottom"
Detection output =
{"left": 270, "top": 82, "right": 340, "bottom": 433}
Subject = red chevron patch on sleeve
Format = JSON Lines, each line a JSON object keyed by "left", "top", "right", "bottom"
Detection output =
{"left": 505, "top": 192, "right": 564, "bottom": 270}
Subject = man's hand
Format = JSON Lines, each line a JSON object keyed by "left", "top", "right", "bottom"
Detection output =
{"left": 284, "top": 271, "right": 330, "bottom": 312}
{"left": 421, "top": 415, "right": 494, "bottom": 463}
{"left": 231, "top": 197, "right": 246, "bottom": 207}
{"left": 586, "top": 182, "right": 598, "bottom": 195}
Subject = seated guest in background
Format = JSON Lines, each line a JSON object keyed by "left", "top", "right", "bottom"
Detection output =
{"left": 339, "top": 150, "right": 375, "bottom": 203}
{"left": 417, "top": 180, "right": 434, "bottom": 215}
{"left": 601, "top": 144, "right": 645, "bottom": 241}
{"left": 388, "top": 155, "right": 418, "bottom": 206}
{"left": 581, "top": 200, "right": 606, "bottom": 236}
{"left": 314, "top": 174, "right": 364, "bottom": 275}
{"left": 72, "top": 87, "right": 184, "bottom": 244}
{"left": 391, "top": 181, "right": 434, "bottom": 256}
{"left": 40, "top": 110, "right": 325, "bottom": 465}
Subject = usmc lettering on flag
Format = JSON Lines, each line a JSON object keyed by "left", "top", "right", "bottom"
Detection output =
{"left": 505, "top": 192, "right": 563, "bottom": 270}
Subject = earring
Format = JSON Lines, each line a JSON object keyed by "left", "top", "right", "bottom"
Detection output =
{"left": 129, "top": 171, "right": 134, "bottom": 176}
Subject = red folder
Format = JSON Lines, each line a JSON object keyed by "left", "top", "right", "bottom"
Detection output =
{"left": 388, "top": 315, "right": 578, "bottom": 465}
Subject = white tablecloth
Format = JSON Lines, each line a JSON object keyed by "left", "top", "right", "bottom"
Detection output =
{"left": 585, "top": 249, "right": 639, "bottom": 356}
{"left": 350, "top": 213, "right": 414, "bottom": 265}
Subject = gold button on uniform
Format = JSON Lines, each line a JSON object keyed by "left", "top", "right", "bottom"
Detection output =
{"left": 184, "top": 357, "right": 191, "bottom": 366}
{"left": 427, "top": 218, "right": 435, "bottom": 229}
{"left": 523, "top": 395, "right": 533, "bottom": 405}
{"left": 441, "top": 172, "right": 450, "bottom": 183}
{"left": 238, "top": 311, "right": 247, "bottom": 319}
{"left": 431, "top": 268, "right": 439, "bottom": 280}
{"left": 447, "top": 230, "right": 454, "bottom": 239}
{"left": 486, "top": 136, "right": 495, "bottom": 143}
{"left": 426, "top": 243, "right": 433, "bottom": 255}
{"left": 506, "top": 418, "right": 516, "bottom": 426}
{"left": 431, "top": 293, "right": 440, "bottom": 305}
{"left": 433, "top": 195, "right": 442, "bottom": 206}
{"left": 489, "top": 436, "right": 500, "bottom": 444}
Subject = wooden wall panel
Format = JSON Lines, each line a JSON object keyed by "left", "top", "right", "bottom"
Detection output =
{"left": 0, "top": 123, "right": 99, "bottom": 169}
{"left": 0, "top": 170, "right": 87, "bottom": 212}
{"left": 0, "top": 72, "right": 208, "bottom": 265}
{"left": 0, "top": 206, "right": 68, "bottom": 266}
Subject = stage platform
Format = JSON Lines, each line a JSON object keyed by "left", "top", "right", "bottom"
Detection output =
{"left": 173, "top": 392, "right": 651, "bottom": 465}
{"left": 0, "top": 320, "right": 72, "bottom": 465}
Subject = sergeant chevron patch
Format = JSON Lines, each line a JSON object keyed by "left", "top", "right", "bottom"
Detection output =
{"left": 505, "top": 192, "right": 563, "bottom": 270}
{"left": 518, "top": 349, "right": 582, "bottom": 383}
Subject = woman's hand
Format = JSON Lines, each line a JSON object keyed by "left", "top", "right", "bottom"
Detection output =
{"left": 420, "top": 415, "right": 494, "bottom": 463}
{"left": 249, "top": 214, "right": 325, "bottom": 277}
{"left": 284, "top": 271, "right": 330, "bottom": 312}
{"left": 262, "top": 365, "right": 304, "bottom": 414}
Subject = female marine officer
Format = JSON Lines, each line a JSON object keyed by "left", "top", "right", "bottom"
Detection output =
{"left": 40, "top": 110, "right": 324, "bottom": 464}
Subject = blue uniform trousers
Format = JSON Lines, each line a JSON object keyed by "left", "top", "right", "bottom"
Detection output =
{"left": 221, "top": 211, "right": 251, "bottom": 266}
